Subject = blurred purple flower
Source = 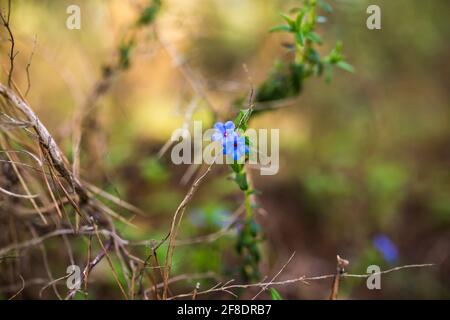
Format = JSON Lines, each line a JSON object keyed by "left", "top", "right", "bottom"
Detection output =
{"left": 373, "top": 234, "right": 398, "bottom": 263}
{"left": 189, "top": 207, "right": 231, "bottom": 229}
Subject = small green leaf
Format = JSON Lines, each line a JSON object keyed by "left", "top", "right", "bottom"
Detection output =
{"left": 305, "top": 31, "right": 322, "bottom": 44}
{"left": 295, "top": 11, "right": 305, "bottom": 29}
{"left": 270, "top": 288, "right": 283, "bottom": 300}
{"left": 280, "top": 14, "right": 296, "bottom": 29}
{"left": 318, "top": 0, "right": 333, "bottom": 13}
{"left": 234, "top": 108, "right": 253, "bottom": 131}
{"left": 269, "top": 25, "right": 291, "bottom": 33}
{"left": 295, "top": 31, "right": 304, "bottom": 46}
{"left": 137, "top": 0, "right": 161, "bottom": 26}
{"left": 249, "top": 218, "right": 261, "bottom": 236}
{"left": 118, "top": 41, "right": 134, "bottom": 69}
{"left": 307, "top": 48, "right": 321, "bottom": 64}
{"left": 336, "top": 61, "right": 355, "bottom": 73}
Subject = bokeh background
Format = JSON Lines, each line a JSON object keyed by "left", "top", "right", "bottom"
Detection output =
{"left": 1, "top": 0, "right": 449, "bottom": 299}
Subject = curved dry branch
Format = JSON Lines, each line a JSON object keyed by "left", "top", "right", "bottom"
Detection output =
{"left": 0, "top": 84, "right": 90, "bottom": 206}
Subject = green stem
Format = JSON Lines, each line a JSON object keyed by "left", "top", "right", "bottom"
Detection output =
{"left": 243, "top": 165, "right": 253, "bottom": 221}
{"left": 309, "top": 0, "right": 317, "bottom": 27}
{"left": 244, "top": 190, "right": 252, "bottom": 220}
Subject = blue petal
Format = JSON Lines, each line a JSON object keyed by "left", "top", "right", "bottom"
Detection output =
{"left": 224, "top": 121, "right": 235, "bottom": 130}
{"left": 211, "top": 132, "right": 222, "bottom": 141}
{"left": 214, "top": 122, "right": 225, "bottom": 133}
{"left": 225, "top": 129, "right": 236, "bottom": 139}
{"left": 224, "top": 139, "right": 235, "bottom": 152}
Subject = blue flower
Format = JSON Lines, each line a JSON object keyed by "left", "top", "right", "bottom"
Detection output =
{"left": 224, "top": 135, "right": 249, "bottom": 160}
{"left": 211, "top": 121, "right": 236, "bottom": 143}
{"left": 210, "top": 121, "right": 249, "bottom": 160}
{"left": 373, "top": 234, "right": 398, "bottom": 263}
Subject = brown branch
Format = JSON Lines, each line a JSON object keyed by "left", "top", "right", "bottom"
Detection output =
{"left": 329, "top": 255, "right": 349, "bottom": 300}
{"left": 8, "top": 275, "right": 24, "bottom": 300}
{"left": 169, "top": 263, "right": 435, "bottom": 300}
{"left": 0, "top": 226, "right": 127, "bottom": 257}
{"left": 144, "top": 272, "right": 217, "bottom": 294}
{"left": 0, "top": 83, "right": 99, "bottom": 220}
{"left": 0, "top": 0, "right": 16, "bottom": 87}
{"left": 25, "top": 35, "right": 37, "bottom": 97}
{"left": 65, "top": 239, "right": 113, "bottom": 300}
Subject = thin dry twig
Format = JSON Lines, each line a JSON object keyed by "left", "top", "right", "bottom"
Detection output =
{"left": 252, "top": 252, "right": 296, "bottom": 300}
{"left": 144, "top": 272, "right": 218, "bottom": 294}
{"left": 0, "top": 0, "right": 17, "bottom": 87}
{"left": 161, "top": 162, "right": 215, "bottom": 299}
{"left": 8, "top": 275, "right": 25, "bottom": 300}
{"left": 28, "top": 224, "right": 62, "bottom": 299}
{"left": 169, "top": 263, "right": 435, "bottom": 299}
{"left": 0, "top": 226, "right": 127, "bottom": 257}
{"left": 25, "top": 35, "right": 37, "bottom": 97}
{"left": 92, "top": 224, "right": 129, "bottom": 299}
{"left": 65, "top": 239, "right": 113, "bottom": 300}
{"left": 0, "top": 137, "right": 47, "bottom": 222}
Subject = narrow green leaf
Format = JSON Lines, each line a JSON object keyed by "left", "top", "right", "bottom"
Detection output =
{"left": 307, "top": 48, "right": 321, "bottom": 64}
{"left": 318, "top": 0, "right": 333, "bottom": 13}
{"left": 269, "top": 25, "right": 291, "bottom": 33}
{"left": 295, "top": 31, "right": 304, "bottom": 46}
{"left": 118, "top": 41, "right": 134, "bottom": 69}
{"left": 295, "top": 11, "right": 305, "bottom": 29}
{"left": 336, "top": 61, "right": 354, "bottom": 73}
{"left": 305, "top": 31, "right": 322, "bottom": 44}
{"left": 280, "top": 14, "right": 296, "bottom": 29}
{"left": 234, "top": 108, "right": 253, "bottom": 131}
{"left": 137, "top": 0, "right": 161, "bottom": 26}
{"left": 270, "top": 288, "right": 283, "bottom": 300}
